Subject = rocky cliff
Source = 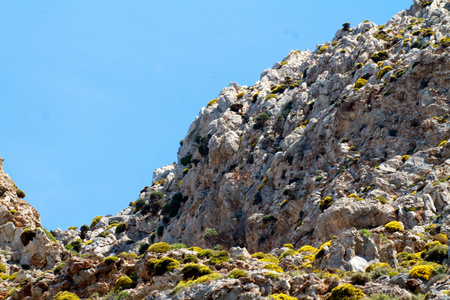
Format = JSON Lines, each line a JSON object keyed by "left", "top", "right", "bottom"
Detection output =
{"left": 153, "top": 0, "right": 450, "bottom": 252}
{"left": 1, "top": 0, "right": 450, "bottom": 299}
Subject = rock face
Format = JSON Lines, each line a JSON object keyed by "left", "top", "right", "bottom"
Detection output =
{"left": 148, "top": 0, "right": 450, "bottom": 254}
{"left": 0, "top": 157, "right": 40, "bottom": 228}
{"left": 2, "top": 0, "right": 450, "bottom": 299}
{"left": 0, "top": 157, "right": 65, "bottom": 270}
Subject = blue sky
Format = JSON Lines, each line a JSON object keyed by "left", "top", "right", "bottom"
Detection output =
{"left": 1, "top": 0, "right": 412, "bottom": 230}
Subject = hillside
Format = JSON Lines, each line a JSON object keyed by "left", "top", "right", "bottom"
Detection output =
{"left": 1, "top": 0, "right": 450, "bottom": 299}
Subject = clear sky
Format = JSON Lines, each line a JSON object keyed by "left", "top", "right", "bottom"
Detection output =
{"left": 1, "top": 0, "right": 412, "bottom": 231}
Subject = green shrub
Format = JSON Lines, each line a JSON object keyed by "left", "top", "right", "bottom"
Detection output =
{"left": 139, "top": 243, "right": 149, "bottom": 254}
{"left": 180, "top": 153, "right": 192, "bottom": 166}
{"left": 411, "top": 40, "right": 422, "bottom": 49}
{"left": 441, "top": 38, "right": 450, "bottom": 48}
{"left": 263, "top": 264, "right": 283, "bottom": 273}
{"left": 52, "top": 262, "right": 65, "bottom": 274}
{"left": 370, "top": 51, "right": 389, "bottom": 63}
{"left": 252, "top": 92, "right": 259, "bottom": 103}
{"left": 397, "top": 252, "right": 422, "bottom": 267}
{"left": 0, "top": 263, "right": 5, "bottom": 274}
{"left": 150, "top": 191, "right": 164, "bottom": 200}
{"left": 209, "top": 250, "right": 230, "bottom": 265}
{"left": 90, "top": 216, "right": 103, "bottom": 228}
{"left": 283, "top": 243, "right": 294, "bottom": 249}
{"left": 433, "top": 233, "right": 448, "bottom": 244}
{"left": 227, "top": 269, "right": 247, "bottom": 279}
{"left": 262, "top": 214, "right": 277, "bottom": 224}
{"left": 253, "top": 111, "right": 269, "bottom": 127}
{"left": 289, "top": 81, "right": 300, "bottom": 89}
{"left": 79, "top": 224, "right": 90, "bottom": 238}
{"left": 71, "top": 238, "right": 82, "bottom": 252}
{"left": 154, "top": 257, "right": 180, "bottom": 275}
{"left": 319, "top": 197, "right": 333, "bottom": 212}
{"left": 410, "top": 265, "right": 434, "bottom": 281}
{"left": 182, "top": 168, "right": 189, "bottom": 175}
{"left": 377, "top": 66, "right": 393, "bottom": 80}
{"left": 253, "top": 252, "right": 280, "bottom": 264}
{"left": 365, "top": 263, "right": 389, "bottom": 273}
{"left": 183, "top": 254, "right": 199, "bottom": 264}
{"left": 374, "top": 196, "right": 387, "bottom": 204}
{"left": 207, "top": 99, "right": 218, "bottom": 106}
{"left": 115, "top": 222, "right": 127, "bottom": 234}
{"left": 318, "top": 46, "right": 328, "bottom": 54}
{"left": 279, "top": 249, "right": 298, "bottom": 260}
{"left": 265, "top": 272, "right": 280, "bottom": 280}
{"left": 133, "top": 198, "right": 146, "bottom": 213}
{"left": 171, "top": 273, "right": 221, "bottom": 294}
{"left": 114, "top": 275, "right": 133, "bottom": 291}
{"left": 369, "top": 265, "right": 393, "bottom": 280}
{"left": 385, "top": 221, "right": 402, "bottom": 232}
{"left": 329, "top": 284, "right": 365, "bottom": 300}
{"left": 203, "top": 228, "right": 218, "bottom": 239}
{"left": 198, "top": 249, "right": 214, "bottom": 258}
{"left": 268, "top": 293, "right": 298, "bottom": 300}
{"left": 374, "top": 30, "right": 389, "bottom": 41}
{"left": 196, "top": 134, "right": 211, "bottom": 157}
{"left": 280, "top": 199, "right": 290, "bottom": 209}
{"left": 423, "top": 243, "right": 448, "bottom": 263}
{"left": 42, "top": 228, "right": 57, "bottom": 243}
{"left": 237, "top": 92, "right": 245, "bottom": 99}
{"left": 16, "top": 189, "right": 26, "bottom": 198}
{"left": 118, "top": 252, "right": 138, "bottom": 260}
{"left": 180, "top": 263, "right": 213, "bottom": 279}
{"left": 265, "top": 94, "right": 277, "bottom": 101}
{"left": 271, "top": 85, "right": 287, "bottom": 94}
{"left": 354, "top": 78, "right": 367, "bottom": 90}
{"left": 170, "top": 243, "right": 186, "bottom": 249}
{"left": 360, "top": 229, "right": 372, "bottom": 237}
{"left": 54, "top": 291, "right": 80, "bottom": 300}
{"left": 350, "top": 272, "right": 371, "bottom": 285}
{"left": 422, "top": 28, "right": 434, "bottom": 37}
{"left": 255, "top": 112, "right": 269, "bottom": 123}
{"left": 412, "top": 29, "right": 424, "bottom": 36}
{"left": 390, "top": 35, "right": 403, "bottom": 44}
{"left": 104, "top": 256, "right": 119, "bottom": 264}
{"left": 189, "top": 246, "right": 202, "bottom": 252}
{"left": 147, "top": 242, "right": 171, "bottom": 253}
{"left": 146, "top": 258, "right": 159, "bottom": 271}
{"left": 162, "top": 192, "right": 185, "bottom": 218}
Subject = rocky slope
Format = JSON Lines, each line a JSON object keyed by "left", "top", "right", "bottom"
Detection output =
{"left": 1, "top": 0, "right": 450, "bottom": 299}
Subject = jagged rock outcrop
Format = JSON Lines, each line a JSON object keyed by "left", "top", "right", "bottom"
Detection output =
{"left": 0, "top": 157, "right": 40, "bottom": 228}
{"left": 0, "top": 158, "right": 66, "bottom": 298}
{"left": 146, "top": 0, "right": 450, "bottom": 254}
